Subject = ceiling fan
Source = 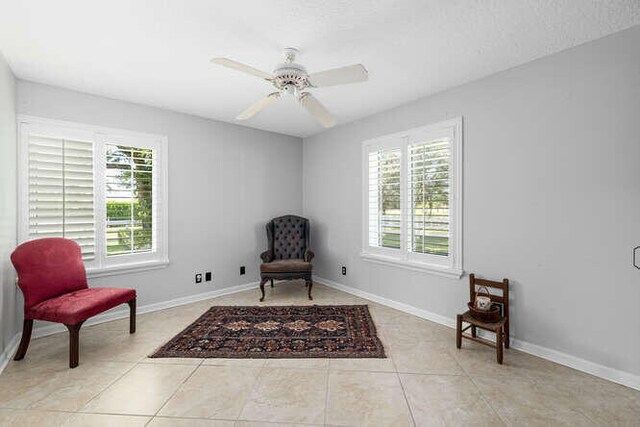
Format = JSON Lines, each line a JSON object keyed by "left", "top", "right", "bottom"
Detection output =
{"left": 211, "top": 48, "right": 368, "bottom": 128}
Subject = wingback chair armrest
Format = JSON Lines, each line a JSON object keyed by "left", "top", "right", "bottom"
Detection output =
{"left": 260, "top": 250, "right": 274, "bottom": 263}
{"left": 304, "top": 249, "right": 315, "bottom": 262}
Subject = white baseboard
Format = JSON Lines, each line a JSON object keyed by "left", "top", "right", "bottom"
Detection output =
{"left": 314, "top": 276, "right": 640, "bottom": 391}
{"left": 317, "top": 276, "right": 457, "bottom": 329}
{"left": 0, "top": 281, "right": 258, "bottom": 375}
{"left": 0, "top": 334, "right": 20, "bottom": 375}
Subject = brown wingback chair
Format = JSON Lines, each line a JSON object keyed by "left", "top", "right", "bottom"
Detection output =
{"left": 259, "top": 215, "right": 314, "bottom": 301}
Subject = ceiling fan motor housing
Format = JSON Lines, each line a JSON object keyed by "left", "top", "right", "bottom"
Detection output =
{"left": 273, "top": 62, "right": 309, "bottom": 93}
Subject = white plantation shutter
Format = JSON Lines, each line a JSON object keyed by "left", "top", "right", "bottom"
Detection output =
{"left": 368, "top": 148, "right": 401, "bottom": 249}
{"left": 28, "top": 136, "right": 95, "bottom": 260}
{"left": 408, "top": 138, "right": 450, "bottom": 256}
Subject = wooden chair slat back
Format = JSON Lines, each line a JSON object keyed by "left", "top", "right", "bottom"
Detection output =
{"left": 469, "top": 274, "right": 509, "bottom": 318}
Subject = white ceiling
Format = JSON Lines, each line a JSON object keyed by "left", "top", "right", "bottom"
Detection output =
{"left": 1, "top": 1, "right": 639, "bottom": 137}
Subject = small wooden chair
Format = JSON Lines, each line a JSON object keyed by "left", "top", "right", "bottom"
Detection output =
{"left": 456, "top": 274, "right": 509, "bottom": 364}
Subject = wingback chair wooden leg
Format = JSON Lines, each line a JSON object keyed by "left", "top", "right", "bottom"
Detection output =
{"left": 13, "top": 319, "right": 34, "bottom": 361}
{"left": 65, "top": 322, "right": 84, "bottom": 368}
{"left": 306, "top": 280, "right": 313, "bottom": 300}
{"left": 270, "top": 279, "right": 274, "bottom": 288}
{"left": 259, "top": 278, "right": 267, "bottom": 302}
{"left": 127, "top": 298, "right": 136, "bottom": 334}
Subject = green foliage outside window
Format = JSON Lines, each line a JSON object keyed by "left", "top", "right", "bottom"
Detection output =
{"left": 106, "top": 145, "right": 153, "bottom": 255}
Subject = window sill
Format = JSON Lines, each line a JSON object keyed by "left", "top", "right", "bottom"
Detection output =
{"left": 360, "top": 252, "right": 463, "bottom": 279}
{"left": 86, "top": 259, "right": 170, "bottom": 278}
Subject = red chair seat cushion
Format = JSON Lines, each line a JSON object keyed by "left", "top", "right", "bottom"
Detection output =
{"left": 26, "top": 287, "right": 136, "bottom": 325}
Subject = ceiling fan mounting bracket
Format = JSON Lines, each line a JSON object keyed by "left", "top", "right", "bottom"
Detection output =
{"left": 283, "top": 47, "right": 299, "bottom": 63}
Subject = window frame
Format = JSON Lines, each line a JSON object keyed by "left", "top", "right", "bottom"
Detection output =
{"left": 361, "top": 117, "right": 463, "bottom": 278}
{"left": 18, "top": 115, "right": 169, "bottom": 278}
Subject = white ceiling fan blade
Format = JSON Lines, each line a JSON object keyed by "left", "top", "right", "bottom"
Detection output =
{"left": 211, "top": 57, "right": 274, "bottom": 80}
{"left": 299, "top": 93, "right": 336, "bottom": 128}
{"left": 236, "top": 92, "right": 280, "bottom": 120}
{"left": 308, "top": 64, "right": 368, "bottom": 87}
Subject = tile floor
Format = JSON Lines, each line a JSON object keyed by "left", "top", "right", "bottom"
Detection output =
{"left": 0, "top": 282, "right": 638, "bottom": 426}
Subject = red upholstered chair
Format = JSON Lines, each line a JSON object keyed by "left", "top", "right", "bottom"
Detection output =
{"left": 11, "top": 238, "right": 137, "bottom": 368}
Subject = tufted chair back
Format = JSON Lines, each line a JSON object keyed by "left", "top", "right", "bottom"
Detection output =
{"left": 267, "top": 215, "right": 309, "bottom": 260}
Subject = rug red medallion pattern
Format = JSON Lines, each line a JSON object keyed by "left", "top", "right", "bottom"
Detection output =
{"left": 150, "top": 305, "right": 386, "bottom": 359}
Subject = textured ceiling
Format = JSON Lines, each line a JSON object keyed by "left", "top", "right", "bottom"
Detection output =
{"left": 1, "top": 1, "right": 639, "bottom": 137}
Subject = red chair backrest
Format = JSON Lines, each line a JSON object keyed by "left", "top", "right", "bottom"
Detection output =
{"left": 11, "top": 238, "right": 88, "bottom": 310}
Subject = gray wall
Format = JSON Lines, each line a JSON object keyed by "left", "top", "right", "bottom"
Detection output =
{"left": 303, "top": 26, "right": 640, "bottom": 376}
{"left": 0, "top": 52, "right": 17, "bottom": 359}
{"left": 16, "top": 81, "right": 303, "bottom": 319}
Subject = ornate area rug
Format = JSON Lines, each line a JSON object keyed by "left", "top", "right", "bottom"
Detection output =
{"left": 150, "top": 305, "right": 385, "bottom": 359}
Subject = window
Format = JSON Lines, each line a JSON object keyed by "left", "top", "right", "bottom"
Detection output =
{"left": 362, "top": 118, "right": 462, "bottom": 278}
{"left": 19, "top": 116, "right": 168, "bottom": 277}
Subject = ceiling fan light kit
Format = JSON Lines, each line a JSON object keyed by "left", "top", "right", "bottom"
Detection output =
{"left": 211, "top": 48, "right": 368, "bottom": 128}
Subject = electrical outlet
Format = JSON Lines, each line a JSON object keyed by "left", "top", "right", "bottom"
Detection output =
{"left": 205, "top": 272, "right": 212, "bottom": 282}
{"left": 240, "top": 266, "right": 246, "bottom": 275}
{"left": 195, "top": 273, "right": 203, "bottom": 284}
{"left": 341, "top": 265, "right": 347, "bottom": 275}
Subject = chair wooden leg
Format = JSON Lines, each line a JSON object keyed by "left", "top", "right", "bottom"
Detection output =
{"left": 13, "top": 319, "right": 34, "bottom": 361}
{"left": 65, "top": 322, "right": 84, "bottom": 368}
{"left": 270, "top": 279, "right": 274, "bottom": 288}
{"left": 127, "top": 298, "right": 136, "bottom": 334}
{"left": 471, "top": 325, "right": 477, "bottom": 338}
{"left": 307, "top": 280, "right": 313, "bottom": 300}
{"left": 496, "top": 326, "right": 503, "bottom": 364}
{"left": 456, "top": 315, "right": 462, "bottom": 349}
{"left": 259, "top": 278, "right": 267, "bottom": 302}
{"left": 504, "top": 319, "right": 510, "bottom": 349}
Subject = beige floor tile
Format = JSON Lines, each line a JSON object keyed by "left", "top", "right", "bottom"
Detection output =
{"left": 400, "top": 373, "right": 503, "bottom": 426}
{"left": 79, "top": 329, "right": 176, "bottom": 363}
{"left": 201, "top": 358, "right": 266, "bottom": 368}
{"left": 81, "top": 363, "right": 197, "bottom": 415}
{"left": 158, "top": 365, "right": 262, "bottom": 419}
{"left": 64, "top": 413, "right": 151, "bottom": 426}
{"left": 264, "top": 358, "right": 329, "bottom": 370}
{"left": 452, "top": 340, "right": 592, "bottom": 383}
{"left": 473, "top": 368, "right": 640, "bottom": 425}
{"left": 238, "top": 368, "right": 327, "bottom": 424}
{"left": 29, "top": 361, "right": 135, "bottom": 411}
{"left": 378, "top": 317, "right": 453, "bottom": 345}
{"left": 0, "top": 368, "right": 59, "bottom": 409}
{"left": 498, "top": 409, "right": 595, "bottom": 426}
{"left": 0, "top": 360, "right": 133, "bottom": 411}
{"left": 235, "top": 421, "right": 320, "bottom": 427}
{"left": 2, "top": 334, "right": 70, "bottom": 375}
{"left": 390, "top": 340, "right": 464, "bottom": 375}
{"left": 149, "top": 417, "right": 235, "bottom": 426}
{"left": 326, "top": 370, "right": 413, "bottom": 427}
{"left": 569, "top": 376, "right": 640, "bottom": 425}
{"left": 329, "top": 357, "right": 396, "bottom": 372}
{"left": 0, "top": 409, "right": 71, "bottom": 426}
{"left": 369, "top": 303, "right": 416, "bottom": 324}
{"left": 140, "top": 357, "right": 204, "bottom": 365}
{"left": 472, "top": 376, "right": 592, "bottom": 422}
